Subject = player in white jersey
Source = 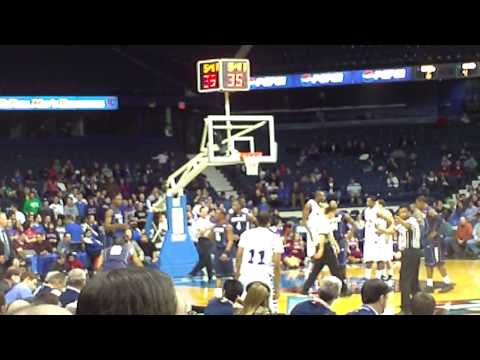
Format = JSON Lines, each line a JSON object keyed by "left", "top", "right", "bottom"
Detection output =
{"left": 374, "top": 199, "right": 395, "bottom": 283}
{"left": 363, "top": 196, "right": 386, "bottom": 279}
{"left": 235, "top": 212, "right": 284, "bottom": 313}
{"left": 302, "top": 191, "right": 328, "bottom": 258}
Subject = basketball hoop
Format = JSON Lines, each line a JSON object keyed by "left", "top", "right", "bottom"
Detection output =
{"left": 240, "top": 152, "right": 263, "bottom": 176}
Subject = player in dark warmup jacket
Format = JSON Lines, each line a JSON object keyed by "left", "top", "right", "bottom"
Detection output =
{"left": 331, "top": 205, "right": 357, "bottom": 285}
{"left": 104, "top": 193, "right": 129, "bottom": 249}
{"left": 424, "top": 208, "right": 454, "bottom": 293}
{"left": 210, "top": 209, "right": 235, "bottom": 289}
{"left": 228, "top": 200, "right": 257, "bottom": 258}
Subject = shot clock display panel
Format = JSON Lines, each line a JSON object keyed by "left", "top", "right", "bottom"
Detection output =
{"left": 197, "top": 60, "right": 221, "bottom": 93}
{"left": 197, "top": 59, "right": 250, "bottom": 93}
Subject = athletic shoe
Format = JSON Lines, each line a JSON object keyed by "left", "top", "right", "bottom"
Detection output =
{"left": 439, "top": 283, "right": 455, "bottom": 293}
{"left": 425, "top": 285, "right": 434, "bottom": 293}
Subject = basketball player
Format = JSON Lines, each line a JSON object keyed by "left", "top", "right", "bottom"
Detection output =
{"left": 424, "top": 208, "right": 454, "bottom": 293}
{"left": 235, "top": 212, "right": 283, "bottom": 312}
{"left": 301, "top": 206, "right": 350, "bottom": 296}
{"left": 210, "top": 209, "right": 235, "bottom": 289}
{"left": 375, "top": 199, "right": 395, "bottom": 283}
{"left": 228, "top": 200, "right": 257, "bottom": 258}
{"left": 329, "top": 201, "right": 357, "bottom": 285}
{"left": 104, "top": 192, "right": 129, "bottom": 249}
{"left": 302, "top": 191, "right": 328, "bottom": 266}
{"left": 363, "top": 196, "right": 384, "bottom": 279}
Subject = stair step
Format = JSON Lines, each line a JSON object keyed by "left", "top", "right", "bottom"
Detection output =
{"left": 202, "top": 166, "right": 238, "bottom": 199}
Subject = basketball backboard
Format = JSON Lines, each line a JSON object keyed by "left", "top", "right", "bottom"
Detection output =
{"left": 203, "top": 115, "right": 277, "bottom": 168}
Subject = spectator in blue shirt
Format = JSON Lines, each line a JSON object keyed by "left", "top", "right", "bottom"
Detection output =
{"left": 76, "top": 193, "right": 88, "bottom": 221}
{"left": 57, "top": 233, "right": 72, "bottom": 255}
{"left": 278, "top": 181, "right": 290, "bottom": 207}
{"left": 448, "top": 203, "right": 465, "bottom": 226}
{"left": 129, "top": 218, "right": 142, "bottom": 242}
{"left": 31, "top": 214, "right": 46, "bottom": 234}
{"left": 466, "top": 214, "right": 480, "bottom": 258}
{"left": 65, "top": 216, "right": 84, "bottom": 252}
{"left": 204, "top": 279, "right": 244, "bottom": 315}
{"left": 291, "top": 276, "right": 341, "bottom": 315}
{"left": 258, "top": 196, "right": 270, "bottom": 213}
{"left": 5, "top": 271, "right": 38, "bottom": 305}
{"left": 86, "top": 197, "right": 98, "bottom": 218}
{"left": 216, "top": 192, "right": 230, "bottom": 211}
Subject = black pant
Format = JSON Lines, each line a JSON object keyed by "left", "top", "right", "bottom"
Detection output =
{"left": 399, "top": 248, "right": 422, "bottom": 312}
{"left": 86, "top": 250, "right": 101, "bottom": 273}
{"left": 302, "top": 243, "right": 347, "bottom": 294}
{"left": 0, "top": 257, "right": 13, "bottom": 280}
{"left": 190, "top": 238, "right": 213, "bottom": 280}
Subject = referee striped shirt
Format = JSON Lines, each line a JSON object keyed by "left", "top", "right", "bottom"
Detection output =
{"left": 396, "top": 217, "right": 421, "bottom": 250}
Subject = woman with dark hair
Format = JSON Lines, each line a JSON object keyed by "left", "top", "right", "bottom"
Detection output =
{"left": 45, "top": 222, "right": 59, "bottom": 249}
{"left": 76, "top": 267, "right": 177, "bottom": 315}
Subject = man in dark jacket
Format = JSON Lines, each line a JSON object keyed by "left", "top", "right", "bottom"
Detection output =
{"left": 0, "top": 212, "right": 17, "bottom": 278}
{"left": 204, "top": 279, "right": 243, "bottom": 315}
{"left": 59, "top": 268, "right": 87, "bottom": 307}
{"left": 291, "top": 276, "right": 342, "bottom": 315}
{"left": 347, "top": 279, "right": 392, "bottom": 315}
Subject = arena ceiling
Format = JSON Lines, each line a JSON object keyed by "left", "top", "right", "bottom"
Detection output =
{"left": 1, "top": 45, "right": 480, "bottom": 96}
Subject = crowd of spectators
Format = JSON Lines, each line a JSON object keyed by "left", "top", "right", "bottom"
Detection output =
{"left": 0, "top": 154, "right": 222, "bottom": 280}
{"left": 251, "top": 135, "right": 479, "bottom": 210}
{"left": 434, "top": 189, "right": 480, "bottom": 259}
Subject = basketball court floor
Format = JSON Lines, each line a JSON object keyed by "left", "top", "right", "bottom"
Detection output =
{"left": 175, "top": 259, "right": 480, "bottom": 315}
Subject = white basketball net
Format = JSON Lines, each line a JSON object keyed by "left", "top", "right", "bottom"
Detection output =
{"left": 242, "top": 152, "right": 262, "bottom": 176}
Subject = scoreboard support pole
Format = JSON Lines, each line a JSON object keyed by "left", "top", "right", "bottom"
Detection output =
{"left": 225, "top": 92, "right": 233, "bottom": 156}
{"left": 225, "top": 92, "right": 231, "bottom": 116}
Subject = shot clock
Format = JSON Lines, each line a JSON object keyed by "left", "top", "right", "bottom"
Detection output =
{"left": 197, "top": 59, "right": 250, "bottom": 93}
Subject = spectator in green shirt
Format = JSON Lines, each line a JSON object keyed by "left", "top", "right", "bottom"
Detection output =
{"left": 22, "top": 192, "right": 41, "bottom": 216}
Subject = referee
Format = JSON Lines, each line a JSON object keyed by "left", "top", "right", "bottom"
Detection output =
{"left": 395, "top": 204, "right": 422, "bottom": 315}
{"left": 189, "top": 206, "right": 214, "bottom": 282}
{"left": 302, "top": 206, "right": 350, "bottom": 296}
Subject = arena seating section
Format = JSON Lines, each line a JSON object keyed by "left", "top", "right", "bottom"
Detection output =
{"left": 0, "top": 135, "right": 219, "bottom": 203}
{"left": 223, "top": 123, "right": 480, "bottom": 207}
{"left": 2, "top": 123, "right": 479, "bottom": 209}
